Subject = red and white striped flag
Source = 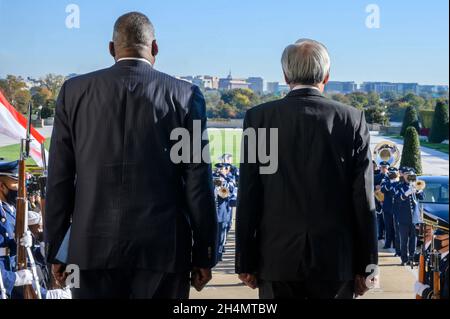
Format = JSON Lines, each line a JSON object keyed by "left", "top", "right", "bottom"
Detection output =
{"left": 0, "top": 90, "right": 47, "bottom": 167}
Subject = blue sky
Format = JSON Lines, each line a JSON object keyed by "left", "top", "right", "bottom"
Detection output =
{"left": 0, "top": 0, "right": 448, "bottom": 84}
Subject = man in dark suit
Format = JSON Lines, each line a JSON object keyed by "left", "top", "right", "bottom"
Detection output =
{"left": 236, "top": 38, "right": 378, "bottom": 299}
{"left": 45, "top": 12, "right": 218, "bottom": 299}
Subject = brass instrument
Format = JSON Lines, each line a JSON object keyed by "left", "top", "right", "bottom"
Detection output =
{"left": 373, "top": 140, "right": 401, "bottom": 167}
{"left": 374, "top": 190, "right": 385, "bottom": 202}
{"left": 213, "top": 177, "right": 231, "bottom": 199}
{"left": 415, "top": 179, "right": 426, "bottom": 191}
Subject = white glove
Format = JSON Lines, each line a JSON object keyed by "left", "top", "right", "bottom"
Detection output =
{"left": 405, "top": 187, "right": 414, "bottom": 197}
{"left": 414, "top": 281, "right": 430, "bottom": 296}
{"left": 46, "top": 288, "right": 72, "bottom": 299}
{"left": 14, "top": 269, "right": 33, "bottom": 286}
{"left": 19, "top": 230, "right": 33, "bottom": 248}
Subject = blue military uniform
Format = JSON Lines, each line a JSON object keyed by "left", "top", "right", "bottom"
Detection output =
{"left": 213, "top": 163, "right": 236, "bottom": 261}
{"left": 0, "top": 161, "right": 49, "bottom": 299}
{"left": 0, "top": 200, "right": 18, "bottom": 297}
{"left": 381, "top": 174, "right": 396, "bottom": 249}
{"left": 374, "top": 171, "right": 386, "bottom": 240}
{"left": 395, "top": 173, "right": 424, "bottom": 264}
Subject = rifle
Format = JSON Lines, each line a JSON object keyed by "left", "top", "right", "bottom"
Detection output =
{"left": 15, "top": 101, "right": 42, "bottom": 299}
{"left": 416, "top": 221, "right": 426, "bottom": 299}
{"left": 431, "top": 250, "right": 441, "bottom": 299}
{"left": 0, "top": 269, "right": 7, "bottom": 299}
{"left": 38, "top": 143, "right": 47, "bottom": 232}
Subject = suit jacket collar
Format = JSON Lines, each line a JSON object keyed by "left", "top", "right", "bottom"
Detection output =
{"left": 286, "top": 88, "right": 324, "bottom": 98}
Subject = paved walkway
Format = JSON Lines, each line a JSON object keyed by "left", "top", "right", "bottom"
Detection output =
{"left": 190, "top": 219, "right": 418, "bottom": 299}
{"left": 370, "top": 132, "right": 448, "bottom": 176}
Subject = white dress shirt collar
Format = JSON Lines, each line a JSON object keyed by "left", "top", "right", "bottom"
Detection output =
{"left": 291, "top": 84, "right": 321, "bottom": 92}
{"left": 117, "top": 57, "right": 153, "bottom": 66}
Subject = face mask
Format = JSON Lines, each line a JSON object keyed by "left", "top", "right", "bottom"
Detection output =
{"left": 5, "top": 188, "right": 18, "bottom": 205}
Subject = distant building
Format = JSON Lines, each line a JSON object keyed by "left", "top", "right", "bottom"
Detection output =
{"left": 192, "top": 75, "right": 219, "bottom": 90}
{"left": 418, "top": 85, "right": 449, "bottom": 95}
{"left": 361, "top": 82, "right": 420, "bottom": 95}
{"left": 218, "top": 72, "right": 249, "bottom": 90}
{"left": 396, "top": 83, "right": 419, "bottom": 95}
{"left": 361, "top": 82, "right": 398, "bottom": 94}
{"left": 325, "top": 81, "right": 357, "bottom": 94}
{"left": 266, "top": 82, "right": 279, "bottom": 94}
{"left": 247, "top": 77, "right": 264, "bottom": 94}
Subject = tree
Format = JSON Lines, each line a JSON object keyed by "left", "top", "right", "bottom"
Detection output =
{"left": 0, "top": 75, "right": 29, "bottom": 111}
{"left": 400, "top": 105, "right": 420, "bottom": 136}
{"left": 41, "top": 74, "right": 65, "bottom": 99}
{"left": 365, "top": 106, "right": 389, "bottom": 125}
{"left": 31, "top": 86, "right": 53, "bottom": 107}
{"left": 400, "top": 126, "right": 423, "bottom": 175}
{"left": 429, "top": 101, "right": 449, "bottom": 143}
{"left": 401, "top": 93, "right": 425, "bottom": 109}
{"left": 14, "top": 90, "right": 31, "bottom": 113}
{"left": 367, "top": 92, "right": 380, "bottom": 106}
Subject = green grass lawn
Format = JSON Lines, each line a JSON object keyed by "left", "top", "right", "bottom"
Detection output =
{"left": 0, "top": 130, "right": 243, "bottom": 165}
{"left": 385, "top": 134, "right": 449, "bottom": 154}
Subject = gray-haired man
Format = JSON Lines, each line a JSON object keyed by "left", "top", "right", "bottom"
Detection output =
{"left": 236, "top": 39, "right": 378, "bottom": 299}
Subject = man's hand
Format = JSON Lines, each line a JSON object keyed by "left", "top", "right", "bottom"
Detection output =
{"left": 375, "top": 185, "right": 381, "bottom": 191}
{"left": 191, "top": 267, "right": 212, "bottom": 292}
{"left": 51, "top": 264, "right": 68, "bottom": 287}
{"left": 238, "top": 273, "right": 258, "bottom": 289}
{"left": 354, "top": 275, "right": 369, "bottom": 297}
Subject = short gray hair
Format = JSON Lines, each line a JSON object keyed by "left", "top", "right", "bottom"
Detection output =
{"left": 113, "top": 12, "right": 155, "bottom": 50}
{"left": 281, "top": 38, "right": 331, "bottom": 85}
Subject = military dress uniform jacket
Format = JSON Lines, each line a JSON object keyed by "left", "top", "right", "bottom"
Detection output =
{"left": 395, "top": 182, "right": 424, "bottom": 225}
{"left": 0, "top": 201, "right": 17, "bottom": 296}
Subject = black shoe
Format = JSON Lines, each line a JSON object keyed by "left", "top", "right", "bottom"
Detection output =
{"left": 382, "top": 246, "right": 390, "bottom": 249}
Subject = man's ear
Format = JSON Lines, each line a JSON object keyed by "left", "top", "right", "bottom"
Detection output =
{"left": 151, "top": 40, "right": 159, "bottom": 58}
{"left": 323, "top": 72, "right": 330, "bottom": 85}
{"left": 109, "top": 41, "right": 116, "bottom": 59}
{"left": 283, "top": 73, "right": 290, "bottom": 85}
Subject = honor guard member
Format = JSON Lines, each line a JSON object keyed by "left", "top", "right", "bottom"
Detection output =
{"left": 415, "top": 228, "right": 449, "bottom": 299}
{"left": 380, "top": 163, "right": 397, "bottom": 250}
{"left": 0, "top": 161, "right": 34, "bottom": 298}
{"left": 388, "top": 167, "right": 402, "bottom": 257}
{"left": 395, "top": 168, "right": 424, "bottom": 266}
{"left": 0, "top": 161, "right": 71, "bottom": 299}
{"left": 213, "top": 163, "right": 236, "bottom": 261}
{"left": 374, "top": 161, "right": 389, "bottom": 240}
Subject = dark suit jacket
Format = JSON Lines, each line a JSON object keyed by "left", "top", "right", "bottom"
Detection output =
{"left": 236, "top": 88, "right": 378, "bottom": 281}
{"left": 45, "top": 59, "right": 218, "bottom": 271}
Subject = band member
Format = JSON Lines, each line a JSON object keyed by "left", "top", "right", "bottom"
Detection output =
{"left": 380, "top": 162, "right": 397, "bottom": 250}
{"left": 213, "top": 163, "right": 236, "bottom": 261}
{"left": 395, "top": 168, "right": 424, "bottom": 266}
{"left": 374, "top": 161, "right": 387, "bottom": 240}
{"left": 388, "top": 167, "right": 401, "bottom": 257}
{"left": 219, "top": 153, "right": 240, "bottom": 184}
